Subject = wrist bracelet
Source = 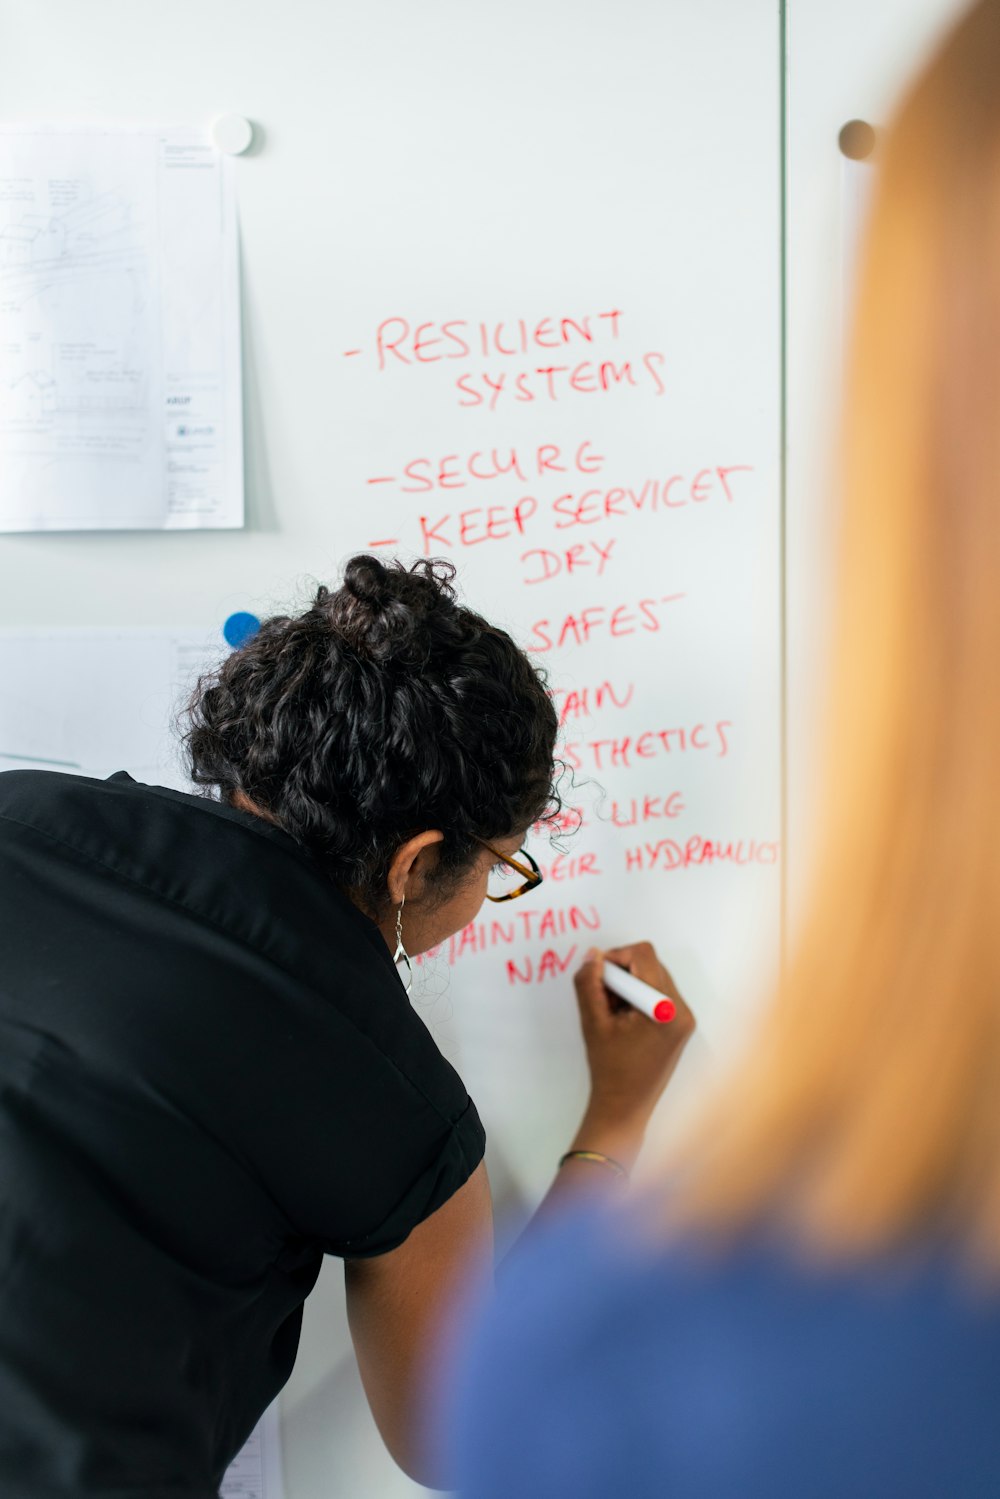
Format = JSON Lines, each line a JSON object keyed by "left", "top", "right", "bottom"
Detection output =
{"left": 558, "top": 1149, "right": 630, "bottom": 1185}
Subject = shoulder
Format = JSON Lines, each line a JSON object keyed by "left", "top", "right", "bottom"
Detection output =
{"left": 0, "top": 767, "right": 300, "bottom": 879}
{"left": 0, "top": 768, "right": 460, "bottom": 1099}
{"left": 450, "top": 1212, "right": 1000, "bottom": 1499}
{"left": 0, "top": 767, "right": 372, "bottom": 973}
{"left": 0, "top": 769, "right": 484, "bottom": 1248}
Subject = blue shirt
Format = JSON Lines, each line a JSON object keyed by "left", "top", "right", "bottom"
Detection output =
{"left": 448, "top": 1211, "right": 1000, "bottom": 1498}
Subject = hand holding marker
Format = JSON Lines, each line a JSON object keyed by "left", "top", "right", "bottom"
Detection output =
{"left": 601, "top": 960, "right": 677, "bottom": 1023}
{"left": 569, "top": 945, "right": 695, "bottom": 1183}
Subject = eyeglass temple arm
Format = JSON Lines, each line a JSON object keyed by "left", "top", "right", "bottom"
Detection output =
{"left": 480, "top": 840, "right": 538, "bottom": 882}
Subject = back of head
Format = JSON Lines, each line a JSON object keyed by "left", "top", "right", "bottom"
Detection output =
{"left": 185, "top": 555, "right": 560, "bottom": 906}
{"left": 676, "top": 0, "right": 1000, "bottom": 1265}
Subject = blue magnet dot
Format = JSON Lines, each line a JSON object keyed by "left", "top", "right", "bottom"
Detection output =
{"left": 223, "top": 611, "right": 261, "bottom": 649}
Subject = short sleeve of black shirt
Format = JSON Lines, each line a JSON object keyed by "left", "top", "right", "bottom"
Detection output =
{"left": 0, "top": 770, "right": 485, "bottom": 1494}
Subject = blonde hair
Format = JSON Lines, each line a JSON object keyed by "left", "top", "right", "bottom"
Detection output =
{"left": 675, "top": 0, "right": 1000, "bottom": 1264}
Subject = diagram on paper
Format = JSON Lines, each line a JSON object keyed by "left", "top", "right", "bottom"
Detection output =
{"left": 0, "top": 128, "right": 242, "bottom": 530}
{"left": 2, "top": 179, "right": 150, "bottom": 413}
{"left": 0, "top": 134, "right": 160, "bottom": 526}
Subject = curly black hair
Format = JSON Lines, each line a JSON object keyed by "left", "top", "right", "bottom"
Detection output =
{"left": 184, "top": 555, "right": 561, "bottom": 906}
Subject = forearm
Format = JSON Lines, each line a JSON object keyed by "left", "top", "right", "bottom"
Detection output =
{"left": 499, "top": 1102, "right": 648, "bottom": 1273}
{"left": 343, "top": 1162, "right": 494, "bottom": 1488}
{"left": 513, "top": 943, "right": 695, "bottom": 1240}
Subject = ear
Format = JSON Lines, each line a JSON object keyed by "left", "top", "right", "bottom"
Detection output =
{"left": 386, "top": 830, "right": 446, "bottom": 907}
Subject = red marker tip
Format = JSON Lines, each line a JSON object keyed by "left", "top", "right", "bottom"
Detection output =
{"left": 653, "top": 998, "right": 676, "bottom": 1024}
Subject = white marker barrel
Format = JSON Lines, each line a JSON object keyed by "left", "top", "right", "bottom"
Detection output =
{"left": 602, "top": 961, "right": 676, "bottom": 1023}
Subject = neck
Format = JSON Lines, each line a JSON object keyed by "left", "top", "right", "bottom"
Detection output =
{"left": 230, "top": 792, "right": 397, "bottom": 952}
{"left": 230, "top": 790, "right": 280, "bottom": 826}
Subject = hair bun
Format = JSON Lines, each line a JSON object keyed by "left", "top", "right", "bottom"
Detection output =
{"left": 341, "top": 554, "right": 394, "bottom": 608}
{"left": 332, "top": 554, "right": 459, "bottom": 667}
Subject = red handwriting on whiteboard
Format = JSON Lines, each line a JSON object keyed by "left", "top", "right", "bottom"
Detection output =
{"left": 390, "top": 442, "right": 605, "bottom": 492}
{"left": 418, "top": 502, "right": 538, "bottom": 552}
{"left": 354, "top": 310, "right": 665, "bottom": 408}
{"left": 560, "top": 721, "right": 732, "bottom": 771}
{"left": 530, "top": 793, "right": 687, "bottom": 836}
{"left": 507, "top": 947, "right": 580, "bottom": 984}
{"left": 527, "top": 595, "right": 686, "bottom": 652}
{"left": 416, "top": 903, "right": 601, "bottom": 967}
{"left": 456, "top": 355, "right": 665, "bottom": 410}
{"left": 605, "top": 793, "right": 686, "bottom": 826}
{"left": 532, "top": 806, "right": 585, "bottom": 837}
{"left": 374, "top": 311, "right": 624, "bottom": 369}
{"left": 368, "top": 456, "right": 751, "bottom": 510}
{"left": 551, "top": 680, "right": 635, "bottom": 724}
{"left": 521, "top": 540, "right": 616, "bottom": 584}
{"left": 536, "top": 851, "right": 601, "bottom": 882}
{"left": 552, "top": 467, "right": 754, "bottom": 524}
{"left": 625, "top": 837, "right": 779, "bottom": 871}
{"left": 410, "top": 468, "right": 751, "bottom": 556}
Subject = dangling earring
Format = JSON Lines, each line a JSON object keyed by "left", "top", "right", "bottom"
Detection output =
{"left": 393, "top": 898, "right": 413, "bottom": 995}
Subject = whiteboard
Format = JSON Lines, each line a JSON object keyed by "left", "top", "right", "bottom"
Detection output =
{"left": 0, "top": 2, "right": 786, "bottom": 1495}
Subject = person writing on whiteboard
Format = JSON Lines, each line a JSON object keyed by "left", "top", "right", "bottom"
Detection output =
{"left": 0, "top": 552, "right": 693, "bottom": 1496}
{"left": 445, "top": 4, "right": 1000, "bottom": 1496}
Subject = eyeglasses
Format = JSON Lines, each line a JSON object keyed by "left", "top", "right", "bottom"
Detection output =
{"left": 478, "top": 839, "right": 544, "bottom": 903}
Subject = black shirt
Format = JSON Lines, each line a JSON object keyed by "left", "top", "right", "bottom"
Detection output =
{"left": 0, "top": 770, "right": 485, "bottom": 1497}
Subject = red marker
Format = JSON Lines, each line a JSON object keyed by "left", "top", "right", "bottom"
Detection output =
{"left": 602, "top": 960, "right": 676, "bottom": 1023}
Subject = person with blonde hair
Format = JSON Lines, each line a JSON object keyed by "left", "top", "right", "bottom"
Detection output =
{"left": 446, "top": 2, "right": 1000, "bottom": 1493}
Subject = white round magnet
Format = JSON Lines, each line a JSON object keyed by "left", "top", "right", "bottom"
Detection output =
{"left": 211, "top": 115, "right": 254, "bottom": 156}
